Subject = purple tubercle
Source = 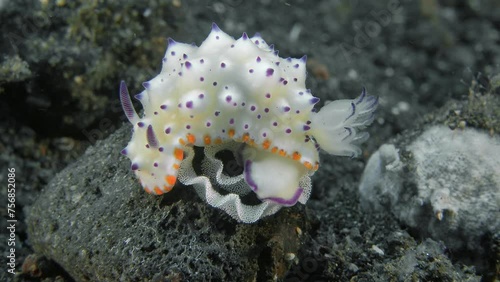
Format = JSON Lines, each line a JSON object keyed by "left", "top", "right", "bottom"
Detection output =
{"left": 264, "top": 188, "right": 304, "bottom": 206}
{"left": 303, "top": 125, "right": 311, "bottom": 131}
{"left": 294, "top": 64, "right": 299, "bottom": 68}
{"left": 119, "top": 81, "right": 139, "bottom": 123}
{"left": 225, "top": 95, "right": 232, "bottom": 102}
{"left": 272, "top": 121, "right": 278, "bottom": 126}
{"left": 220, "top": 62, "right": 226, "bottom": 68}
{"left": 162, "top": 57, "right": 167, "bottom": 63}
{"left": 229, "top": 118, "right": 234, "bottom": 125}
{"left": 286, "top": 128, "right": 292, "bottom": 134}
{"left": 286, "top": 57, "right": 292, "bottom": 62}
{"left": 274, "top": 50, "right": 279, "bottom": 56}
{"left": 167, "top": 38, "right": 177, "bottom": 46}
{"left": 200, "top": 77, "right": 205, "bottom": 82}
{"left": 134, "top": 93, "right": 143, "bottom": 101}
{"left": 160, "top": 104, "right": 167, "bottom": 110}
{"left": 146, "top": 125, "right": 159, "bottom": 148}
{"left": 250, "top": 105, "right": 256, "bottom": 111}
{"left": 265, "top": 93, "right": 271, "bottom": 98}
{"left": 242, "top": 32, "right": 248, "bottom": 40}
{"left": 283, "top": 106, "right": 290, "bottom": 112}
{"left": 266, "top": 68, "right": 274, "bottom": 77}
{"left": 206, "top": 121, "right": 211, "bottom": 127}
{"left": 356, "top": 87, "right": 366, "bottom": 105}
{"left": 211, "top": 22, "right": 221, "bottom": 32}
{"left": 121, "top": 149, "right": 127, "bottom": 155}
{"left": 200, "top": 59, "right": 205, "bottom": 64}
{"left": 183, "top": 53, "right": 188, "bottom": 59}
{"left": 244, "top": 124, "right": 249, "bottom": 129}
{"left": 215, "top": 111, "right": 220, "bottom": 116}
{"left": 269, "top": 44, "right": 274, "bottom": 50}
{"left": 159, "top": 147, "right": 164, "bottom": 152}
{"left": 249, "top": 69, "right": 254, "bottom": 73}
{"left": 171, "top": 51, "right": 176, "bottom": 56}
{"left": 142, "top": 82, "right": 150, "bottom": 89}
{"left": 131, "top": 163, "right": 139, "bottom": 171}
{"left": 198, "top": 93, "right": 205, "bottom": 99}
{"left": 165, "top": 127, "right": 171, "bottom": 134}
{"left": 253, "top": 32, "right": 261, "bottom": 38}
{"left": 185, "top": 61, "right": 192, "bottom": 69}
{"left": 243, "top": 160, "right": 259, "bottom": 192}
{"left": 300, "top": 55, "right": 307, "bottom": 63}
{"left": 186, "top": 101, "right": 193, "bottom": 108}
{"left": 310, "top": 97, "right": 320, "bottom": 104}
{"left": 137, "top": 122, "right": 145, "bottom": 128}
{"left": 264, "top": 108, "right": 269, "bottom": 113}
{"left": 256, "top": 56, "right": 261, "bottom": 63}
{"left": 186, "top": 125, "right": 191, "bottom": 129}
{"left": 153, "top": 162, "right": 158, "bottom": 167}
{"left": 254, "top": 40, "right": 260, "bottom": 45}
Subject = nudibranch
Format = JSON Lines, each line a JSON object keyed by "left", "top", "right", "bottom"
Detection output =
{"left": 120, "top": 23, "right": 378, "bottom": 223}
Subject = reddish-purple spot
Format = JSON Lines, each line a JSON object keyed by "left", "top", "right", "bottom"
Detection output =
{"left": 264, "top": 108, "right": 269, "bottom": 113}
{"left": 215, "top": 111, "right": 220, "bottom": 116}
{"left": 160, "top": 104, "right": 167, "bottom": 110}
{"left": 185, "top": 61, "right": 192, "bottom": 69}
{"left": 145, "top": 144, "right": 150, "bottom": 148}
{"left": 154, "top": 111, "right": 158, "bottom": 115}
{"left": 255, "top": 40, "right": 260, "bottom": 45}
{"left": 216, "top": 35, "right": 220, "bottom": 40}
{"left": 262, "top": 132, "right": 267, "bottom": 137}
{"left": 131, "top": 163, "right": 139, "bottom": 170}
{"left": 233, "top": 102, "right": 237, "bottom": 106}
{"left": 275, "top": 62, "right": 280, "bottom": 66}
{"left": 279, "top": 77, "right": 284, "bottom": 82}
{"left": 137, "top": 122, "right": 145, "bottom": 128}
{"left": 266, "top": 68, "right": 274, "bottom": 76}
{"left": 244, "top": 124, "right": 249, "bottom": 129}
{"left": 273, "top": 122, "right": 278, "bottom": 126}
{"left": 303, "top": 125, "right": 311, "bottom": 131}
{"left": 221, "top": 62, "right": 226, "bottom": 68}
{"left": 265, "top": 93, "right": 271, "bottom": 98}
{"left": 206, "top": 121, "right": 211, "bottom": 127}
{"left": 250, "top": 105, "right": 256, "bottom": 111}
{"left": 178, "top": 72, "right": 182, "bottom": 76}
{"left": 200, "top": 77, "right": 205, "bottom": 81}
{"left": 229, "top": 118, "right": 234, "bottom": 125}
{"left": 226, "top": 95, "right": 232, "bottom": 102}
{"left": 241, "top": 102, "right": 246, "bottom": 106}
{"left": 306, "top": 120, "right": 311, "bottom": 125}
{"left": 286, "top": 128, "right": 292, "bottom": 134}
{"left": 199, "top": 93, "right": 205, "bottom": 99}
{"left": 171, "top": 51, "right": 176, "bottom": 56}
{"left": 183, "top": 54, "right": 188, "bottom": 59}
{"left": 249, "top": 69, "right": 254, "bottom": 73}
{"left": 200, "top": 59, "right": 204, "bottom": 64}
{"left": 294, "top": 64, "right": 299, "bottom": 68}
{"left": 284, "top": 106, "right": 290, "bottom": 112}
{"left": 165, "top": 127, "right": 171, "bottom": 134}
{"left": 154, "top": 162, "right": 158, "bottom": 167}
{"left": 159, "top": 147, "right": 164, "bottom": 152}
{"left": 296, "top": 110, "right": 300, "bottom": 114}
{"left": 186, "top": 124, "right": 191, "bottom": 129}
{"left": 256, "top": 56, "right": 261, "bottom": 62}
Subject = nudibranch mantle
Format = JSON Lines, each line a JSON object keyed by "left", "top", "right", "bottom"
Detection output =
{"left": 120, "top": 23, "right": 378, "bottom": 223}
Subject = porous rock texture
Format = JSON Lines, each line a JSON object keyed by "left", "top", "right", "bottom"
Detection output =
{"left": 359, "top": 97, "right": 500, "bottom": 274}
{"left": 27, "top": 124, "right": 308, "bottom": 281}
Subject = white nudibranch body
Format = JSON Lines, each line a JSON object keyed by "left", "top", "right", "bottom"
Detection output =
{"left": 120, "top": 23, "right": 378, "bottom": 223}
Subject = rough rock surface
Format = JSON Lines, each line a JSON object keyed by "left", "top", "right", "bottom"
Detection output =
{"left": 359, "top": 95, "right": 500, "bottom": 275}
{"left": 26, "top": 124, "right": 309, "bottom": 281}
